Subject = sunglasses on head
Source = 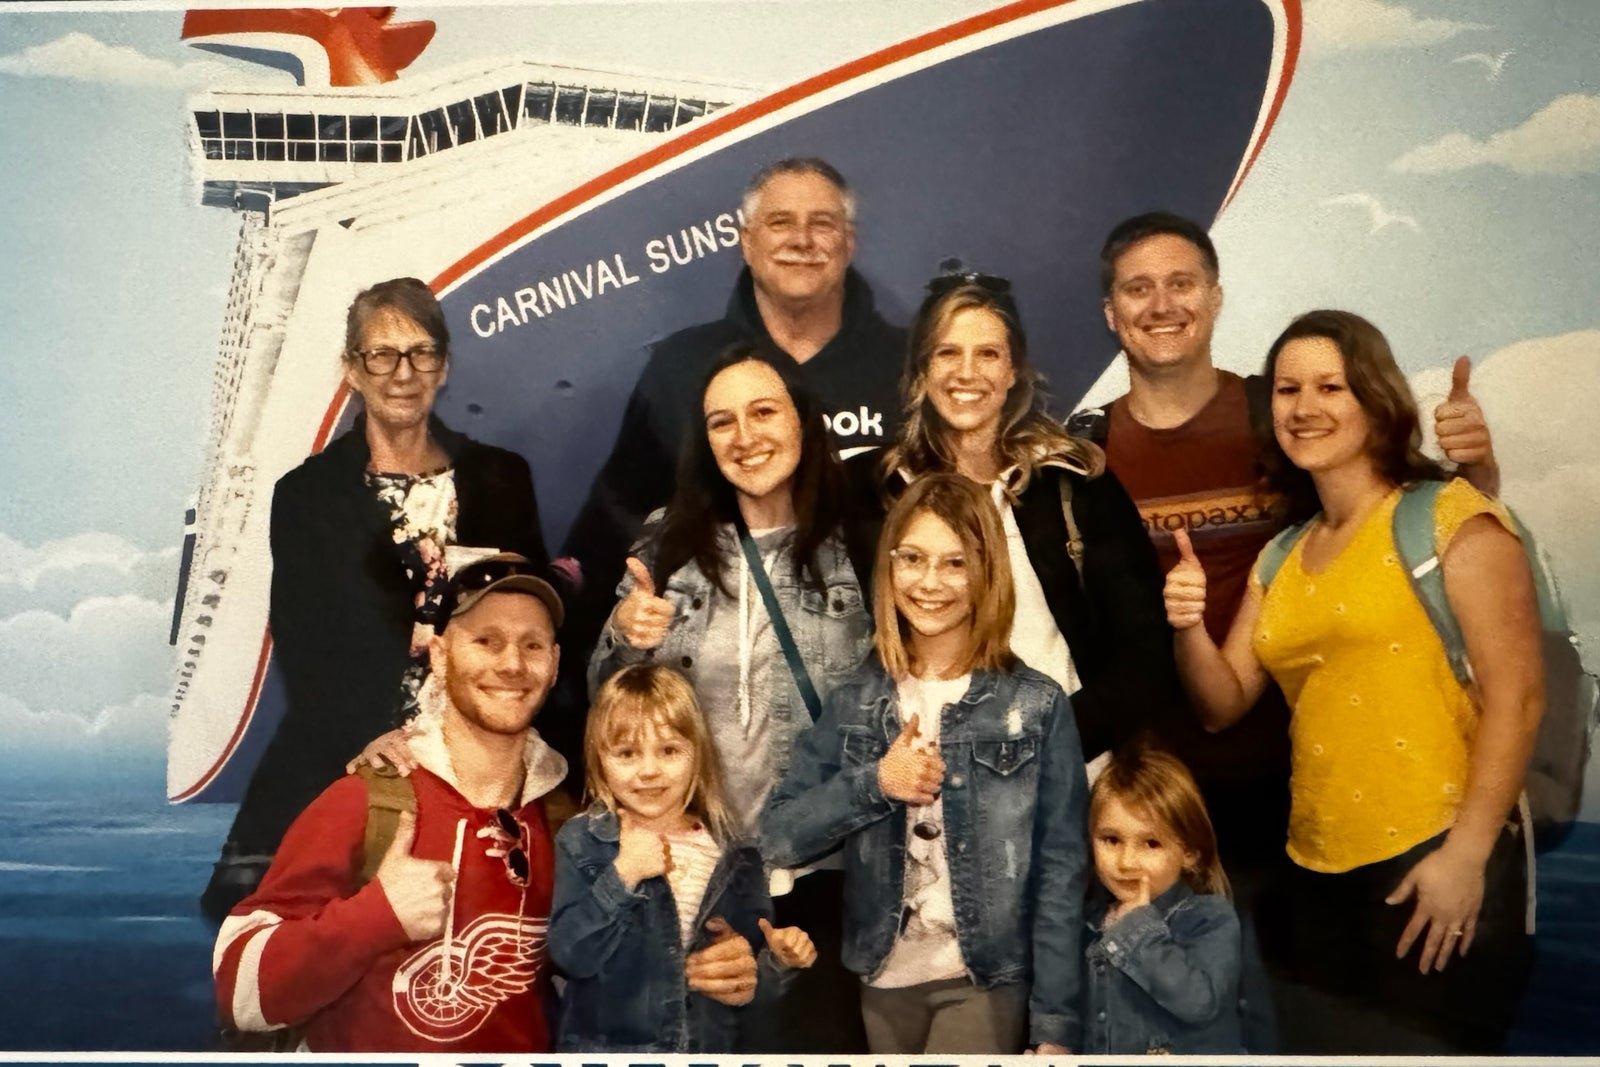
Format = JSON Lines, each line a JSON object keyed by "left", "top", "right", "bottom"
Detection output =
{"left": 926, "top": 271, "right": 1012, "bottom": 297}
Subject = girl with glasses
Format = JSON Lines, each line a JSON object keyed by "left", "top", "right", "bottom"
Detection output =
{"left": 765, "top": 474, "right": 1089, "bottom": 1054}
{"left": 550, "top": 664, "right": 815, "bottom": 1052}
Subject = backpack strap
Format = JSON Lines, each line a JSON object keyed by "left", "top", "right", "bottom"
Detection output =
{"left": 1390, "top": 481, "right": 1472, "bottom": 689}
{"left": 356, "top": 763, "right": 417, "bottom": 887}
{"left": 1055, "top": 475, "right": 1087, "bottom": 585}
{"left": 1064, "top": 405, "right": 1108, "bottom": 445}
{"left": 1255, "top": 518, "right": 1314, "bottom": 591}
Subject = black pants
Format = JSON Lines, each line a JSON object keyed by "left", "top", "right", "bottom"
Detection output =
{"left": 741, "top": 869, "right": 868, "bottom": 1053}
{"left": 1265, "top": 827, "right": 1534, "bottom": 1054}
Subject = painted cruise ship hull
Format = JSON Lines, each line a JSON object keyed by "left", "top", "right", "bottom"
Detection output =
{"left": 169, "top": 0, "right": 1300, "bottom": 802}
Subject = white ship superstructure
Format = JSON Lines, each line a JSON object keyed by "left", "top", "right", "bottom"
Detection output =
{"left": 168, "top": 57, "right": 750, "bottom": 802}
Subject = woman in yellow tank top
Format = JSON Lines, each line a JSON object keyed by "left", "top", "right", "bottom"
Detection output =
{"left": 1161, "top": 310, "right": 1541, "bottom": 1054}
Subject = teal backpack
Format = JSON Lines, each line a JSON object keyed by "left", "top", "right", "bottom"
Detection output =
{"left": 1256, "top": 480, "right": 1598, "bottom": 849}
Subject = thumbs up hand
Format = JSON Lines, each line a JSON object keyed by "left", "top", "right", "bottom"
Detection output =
{"left": 374, "top": 811, "right": 454, "bottom": 942}
{"left": 877, "top": 712, "right": 945, "bottom": 805}
{"left": 1164, "top": 528, "right": 1208, "bottom": 632}
{"left": 1433, "top": 356, "right": 1494, "bottom": 468}
{"left": 759, "top": 917, "right": 818, "bottom": 970}
{"left": 611, "top": 557, "right": 674, "bottom": 650}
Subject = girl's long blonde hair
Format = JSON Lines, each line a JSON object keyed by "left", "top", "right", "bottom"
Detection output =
{"left": 583, "top": 665, "right": 735, "bottom": 844}
{"left": 1091, "top": 745, "right": 1230, "bottom": 898}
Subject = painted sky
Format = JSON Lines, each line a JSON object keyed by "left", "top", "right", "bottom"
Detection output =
{"left": 0, "top": 0, "right": 1596, "bottom": 778}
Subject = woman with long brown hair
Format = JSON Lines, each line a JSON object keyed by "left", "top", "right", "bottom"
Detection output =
{"left": 1164, "top": 309, "right": 1540, "bottom": 1053}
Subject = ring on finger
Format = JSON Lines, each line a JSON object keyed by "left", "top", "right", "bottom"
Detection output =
{"left": 1446, "top": 928, "right": 1463, "bottom": 937}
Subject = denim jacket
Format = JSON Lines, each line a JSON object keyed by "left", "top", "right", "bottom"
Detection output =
{"left": 762, "top": 656, "right": 1089, "bottom": 1050}
{"left": 547, "top": 805, "right": 786, "bottom": 1052}
{"left": 1082, "top": 882, "right": 1244, "bottom": 1055}
{"left": 589, "top": 515, "right": 873, "bottom": 775}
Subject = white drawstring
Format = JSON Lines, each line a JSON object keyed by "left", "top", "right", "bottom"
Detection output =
{"left": 435, "top": 817, "right": 467, "bottom": 994}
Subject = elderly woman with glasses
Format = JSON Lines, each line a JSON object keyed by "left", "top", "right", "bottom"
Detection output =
{"left": 201, "top": 277, "right": 550, "bottom": 922}
{"left": 850, "top": 275, "right": 1183, "bottom": 769}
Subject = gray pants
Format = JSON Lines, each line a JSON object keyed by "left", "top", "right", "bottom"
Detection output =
{"left": 860, "top": 977, "right": 1029, "bottom": 1054}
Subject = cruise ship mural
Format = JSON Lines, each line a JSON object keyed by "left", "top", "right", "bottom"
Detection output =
{"left": 166, "top": 0, "right": 1301, "bottom": 803}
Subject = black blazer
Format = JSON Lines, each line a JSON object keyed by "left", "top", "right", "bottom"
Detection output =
{"left": 227, "top": 415, "right": 546, "bottom": 855}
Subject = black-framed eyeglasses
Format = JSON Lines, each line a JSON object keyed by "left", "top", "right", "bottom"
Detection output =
{"left": 351, "top": 342, "right": 445, "bottom": 375}
{"left": 926, "top": 271, "right": 1011, "bottom": 297}
{"left": 492, "top": 808, "right": 530, "bottom": 887}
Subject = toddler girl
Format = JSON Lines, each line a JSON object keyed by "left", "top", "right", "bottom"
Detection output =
{"left": 548, "top": 664, "right": 814, "bottom": 1052}
{"left": 1084, "top": 745, "right": 1243, "bottom": 1054}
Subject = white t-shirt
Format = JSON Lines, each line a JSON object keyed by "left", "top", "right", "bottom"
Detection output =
{"left": 871, "top": 672, "right": 971, "bottom": 988}
{"left": 990, "top": 477, "right": 1081, "bottom": 698}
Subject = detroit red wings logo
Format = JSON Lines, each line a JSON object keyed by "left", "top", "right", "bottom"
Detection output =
{"left": 391, "top": 914, "right": 547, "bottom": 1041}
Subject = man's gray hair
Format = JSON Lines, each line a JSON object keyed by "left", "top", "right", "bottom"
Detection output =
{"left": 739, "top": 157, "right": 857, "bottom": 225}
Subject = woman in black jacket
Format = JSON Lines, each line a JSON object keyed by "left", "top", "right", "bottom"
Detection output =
{"left": 852, "top": 274, "right": 1183, "bottom": 763}
{"left": 201, "top": 277, "right": 548, "bottom": 921}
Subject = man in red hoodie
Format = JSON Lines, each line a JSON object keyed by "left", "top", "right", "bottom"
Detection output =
{"left": 213, "top": 554, "right": 571, "bottom": 1051}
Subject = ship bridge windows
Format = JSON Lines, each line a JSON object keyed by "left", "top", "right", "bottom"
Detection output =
{"left": 411, "top": 107, "right": 454, "bottom": 156}
{"left": 584, "top": 90, "right": 617, "bottom": 127}
{"left": 523, "top": 83, "right": 556, "bottom": 122}
{"left": 193, "top": 80, "right": 728, "bottom": 178}
{"left": 614, "top": 92, "right": 648, "bottom": 131}
{"left": 554, "top": 85, "right": 587, "bottom": 126}
{"left": 446, "top": 99, "right": 478, "bottom": 146}
{"left": 473, "top": 89, "right": 513, "bottom": 138}
{"left": 644, "top": 97, "right": 678, "bottom": 133}
{"left": 284, "top": 114, "right": 315, "bottom": 161}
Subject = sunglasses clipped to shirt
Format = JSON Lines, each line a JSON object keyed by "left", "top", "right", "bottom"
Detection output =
{"left": 493, "top": 807, "right": 530, "bottom": 887}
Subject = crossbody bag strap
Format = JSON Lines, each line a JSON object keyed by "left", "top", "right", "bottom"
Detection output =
{"left": 734, "top": 516, "right": 824, "bottom": 722}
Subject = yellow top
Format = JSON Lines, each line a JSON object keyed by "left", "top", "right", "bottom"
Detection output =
{"left": 1252, "top": 480, "right": 1516, "bottom": 873}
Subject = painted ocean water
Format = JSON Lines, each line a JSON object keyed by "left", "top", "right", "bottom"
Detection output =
{"left": 0, "top": 774, "right": 1597, "bottom": 1053}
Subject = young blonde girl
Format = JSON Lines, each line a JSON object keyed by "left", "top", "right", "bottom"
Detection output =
{"left": 1084, "top": 745, "right": 1243, "bottom": 1054}
{"left": 548, "top": 665, "right": 814, "bottom": 1052}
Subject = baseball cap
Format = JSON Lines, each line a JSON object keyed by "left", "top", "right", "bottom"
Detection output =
{"left": 443, "top": 552, "right": 564, "bottom": 629}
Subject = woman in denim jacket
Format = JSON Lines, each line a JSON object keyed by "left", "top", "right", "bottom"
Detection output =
{"left": 764, "top": 474, "right": 1089, "bottom": 1054}
{"left": 1083, "top": 745, "right": 1243, "bottom": 1054}
{"left": 587, "top": 344, "right": 874, "bottom": 1050}
{"left": 551, "top": 665, "right": 815, "bottom": 1052}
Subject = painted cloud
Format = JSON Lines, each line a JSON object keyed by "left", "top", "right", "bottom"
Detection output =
{"left": 1393, "top": 93, "right": 1600, "bottom": 177}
